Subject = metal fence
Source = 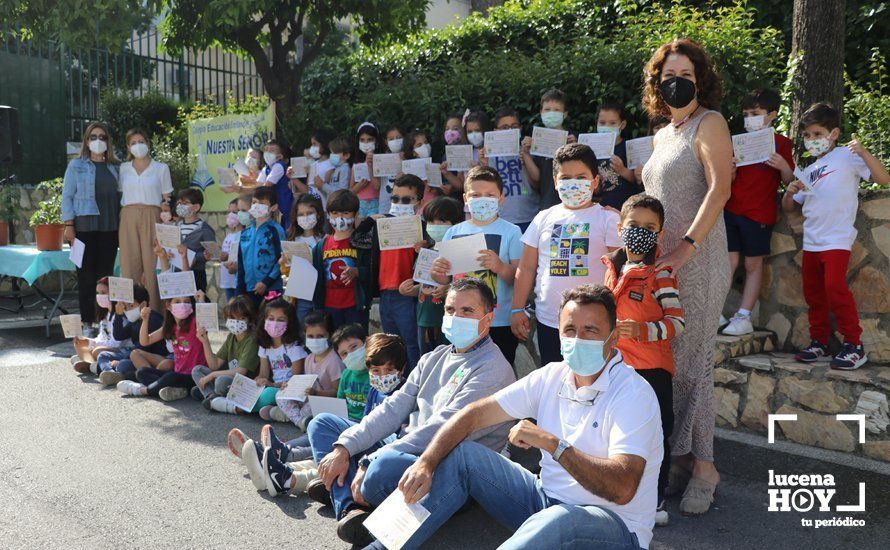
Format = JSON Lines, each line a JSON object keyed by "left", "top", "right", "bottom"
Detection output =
{"left": 0, "top": 29, "right": 264, "bottom": 185}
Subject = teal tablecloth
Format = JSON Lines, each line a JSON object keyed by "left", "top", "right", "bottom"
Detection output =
{"left": 0, "top": 244, "right": 76, "bottom": 285}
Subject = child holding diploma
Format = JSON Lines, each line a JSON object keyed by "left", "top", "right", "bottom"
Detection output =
{"left": 71, "top": 277, "right": 122, "bottom": 374}
{"left": 529, "top": 89, "right": 575, "bottom": 210}
{"left": 192, "top": 295, "right": 260, "bottom": 408}
{"left": 318, "top": 136, "right": 352, "bottom": 200}
{"left": 405, "top": 129, "right": 439, "bottom": 205}
{"left": 350, "top": 122, "right": 383, "bottom": 220}
{"left": 256, "top": 139, "right": 293, "bottom": 230}
{"left": 721, "top": 89, "right": 795, "bottom": 336}
{"left": 378, "top": 125, "right": 407, "bottom": 215}
{"left": 465, "top": 110, "right": 490, "bottom": 166}
{"left": 595, "top": 102, "right": 643, "bottom": 210}
{"left": 219, "top": 196, "right": 249, "bottom": 302}
{"left": 96, "top": 284, "right": 167, "bottom": 385}
{"left": 237, "top": 186, "right": 286, "bottom": 305}
{"left": 430, "top": 166, "right": 523, "bottom": 366}
{"left": 439, "top": 113, "right": 467, "bottom": 197}
{"left": 116, "top": 295, "right": 205, "bottom": 401}
{"left": 282, "top": 193, "right": 327, "bottom": 325}
{"left": 175, "top": 188, "right": 216, "bottom": 292}
{"left": 290, "top": 129, "right": 332, "bottom": 206}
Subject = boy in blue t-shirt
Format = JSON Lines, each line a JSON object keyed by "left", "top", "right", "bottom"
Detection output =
{"left": 237, "top": 186, "right": 285, "bottom": 304}
{"left": 431, "top": 165, "right": 523, "bottom": 366}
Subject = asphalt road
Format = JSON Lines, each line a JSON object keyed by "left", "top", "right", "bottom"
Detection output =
{"left": 2, "top": 325, "right": 888, "bottom": 550}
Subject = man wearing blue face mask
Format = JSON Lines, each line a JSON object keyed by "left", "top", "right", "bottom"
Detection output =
{"left": 380, "top": 284, "right": 662, "bottom": 550}
{"left": 315, "top": 277, "right": 516, "bottom": 546}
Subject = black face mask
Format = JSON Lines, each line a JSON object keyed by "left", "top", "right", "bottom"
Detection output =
{"left": 659, "top": 76, "right": 696, "bottom": 109}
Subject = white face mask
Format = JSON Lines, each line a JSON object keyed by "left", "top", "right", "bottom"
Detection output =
{"left": 467, "top": 132, "right": 484, "bottom": 147}
{"left": 297, "top": 214, "right": 317, "bottom": 231}
{"left": 246, "top": 156, "right": 259, "bottom": 169}
{"left": 129, "top": 142, "right": 150, "bottom": 159}
{"left": 305, "top": 337, "right": 330, "bottom": 354}
{"left": 358, "top": 141, "right": 376, "bottom": 154}
{"left": 249, "top": 203, "right": 270, "bottom": 219}
{"left": 414, "top": 143, "right": 432, "bottom": 159}
{"left": 124, "top": 307, "right": 141, "bottom": 323}
{"left": 744, "top": 115, "right": 767, "bottom": 133}
{"left": 263, "top": 152, "right": 278, "bottom": 166}
{"left": 387, "top": 138, "right": 404, "bottom": 153}
{"left": 88, "top": 140, "right": 107, "bottom": 155}
{"left": 389, "top": 203, "right": 415, "bottom": 217}
{"left": 309, "top": 145, "right": 321, "bottom": 159}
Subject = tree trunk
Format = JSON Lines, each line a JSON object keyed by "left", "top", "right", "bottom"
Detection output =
{"left": 790, "top": 0, "right": 845, "bottom": 150}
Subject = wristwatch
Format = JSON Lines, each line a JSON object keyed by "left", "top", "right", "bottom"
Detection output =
{"left": 682, "top": 235, "right": 699, "bottom": 250}
{"left": 359, "top": 456, "right": 372, "bottom": 469}
{"left": 552, "top": 439, "right": 571, "bottom": 462}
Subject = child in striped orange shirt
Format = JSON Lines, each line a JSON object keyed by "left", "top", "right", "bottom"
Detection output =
{"left": 601, "top": 193, "right": 683, "bottom": 527}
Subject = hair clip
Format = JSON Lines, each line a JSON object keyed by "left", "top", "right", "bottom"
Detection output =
{"left": 462, "top": 108, "right": 471, "bottom": 127}
{"left": 264, "top": 291, "right": 282, "bottom": 301}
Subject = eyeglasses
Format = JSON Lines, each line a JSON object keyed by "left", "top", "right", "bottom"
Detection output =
{"left": 391, "top": 196, "right": 416, "bottom": 205}
{"left": 89, "top": 134, "right": 108, "bottom": 141}
{"left": 556, "top": 380, "right": 598, "bottom": 406}
{"left": 497, "top": 125, "right": 521, "bottom": 131}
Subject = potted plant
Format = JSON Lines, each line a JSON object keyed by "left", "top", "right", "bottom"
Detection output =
{"left": 29, "top": 178, "right": 66, "bottom": 251}
{"left": 0, "top": 186, "right": 21, "bottom": 246}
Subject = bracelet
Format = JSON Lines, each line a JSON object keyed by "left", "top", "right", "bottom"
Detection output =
{"left": 510, "top": 308, "right": 525, "bottom": 315}
{"left": 682, "top": 235, "right": 699, "bottom": 250}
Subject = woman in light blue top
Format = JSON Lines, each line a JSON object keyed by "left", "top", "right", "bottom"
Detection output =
{"left": 62, "top": 122, "right": 121, "bottom": 328}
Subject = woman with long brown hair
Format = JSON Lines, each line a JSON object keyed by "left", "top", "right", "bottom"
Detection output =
{"left": 61, "top": 122, "right": 122, "bottom": 332}
{"left": 641, "top": 39, "right": 733, "bottom": 517}
{"left": 118, "top": 128, "right": 173, "bottom": 310}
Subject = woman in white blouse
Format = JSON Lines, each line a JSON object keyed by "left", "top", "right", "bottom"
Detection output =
{"left": 119, "top": 128, "right": 173, "bottom": 310}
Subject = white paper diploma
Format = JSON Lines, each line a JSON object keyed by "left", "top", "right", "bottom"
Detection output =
{"left": 201, "top": 241, "right": 222, "bottom": 261}
{"left": 157, "top": 247, "right": 197, "bottom": 272}
{"left": 438, "top": 233, "right": 487, "bottom": 275}
{"left": 290, "top": 156, "right": 308, "bottom": 178}
{"left": 226, "top": 373, "right": 263, "bottom": 412}
{"left": 157, "top": 271, "right": 197, "bottom": 299}
{"left": 625, "top": 136, "right": 655, "bottom": 170}
{"left": 377, "top": 216, "right": 423, "bottom": 251}
{"left": 284, "top": 257, "right": 318, "bottom": 301}
{"left": 59, "top": 314, "right": 83, "bottom": 338}
{"left": 216, "top": 167, "right": 236, "bottom": 189}
{"left": 108, "top": 277, "right": 134, "bottom": 303}
{"left": 195, "top": 302, "right": 219, "bottom": 331}
{"left": 732, "top": 127, "right": 775, "bottom": 167}
{"left": 484, "top": 129, "right": 521, "bottom": 158}
{"left": 412, "top": 248, "right": 440, "bottom": 286}
{"left": 277, "top": 374, "right": 319, "bottom": 402}
{"left": 68, "top": 238, "right": 85, "bottom": 268}
{"left": 364, "top": 489, "right": 431, "bottom": 550}
{"left": 578, "top": 132, "right": 617, "bottom": 160}
{"left": 281, "top": 241, "right": 313, "bottom": 264}
{"left": 530, "top": 126, "right": 568, "bottom": 158}
{"left": 402, "top": 158, "right": 432, "bottom": 181}
{"left": 445, "top": 145, "right": 473, "bottom": 172}
{"left": 233, "top": 158, "right": 250, "bottom": 176}
{"left": 155, "top": 223, "right": 182, "bottom": 249}
{"left": 426, "top": 164, "right": 443, "bottom": 188}
{"left": 307, "top": 396, "right": 349, "bottom": 419}
{"left": 373, "top": 153, "right": 402, "bottom": 178}
{"left": 353, "top": 162, "right": 371, "bottom": 183}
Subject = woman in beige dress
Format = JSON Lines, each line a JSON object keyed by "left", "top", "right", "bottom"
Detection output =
{"left": 641, "top": 39, "right": 733, "bottom": 516}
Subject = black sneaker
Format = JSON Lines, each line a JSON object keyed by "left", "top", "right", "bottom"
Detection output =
{"left": 202, "top": 392, "right": 218, "bottom": 410}
{"left": 794, "top": 341, "right": 829, "bottom": 363}
{"left": 305, "top": 478, "right": 330, "bottom": 505}
{"left": 262, "top": 447, "right": 294, "bottom": 497}
{"left": 337, "top": 506, "right": 373, "bottom": 546}
{"left": 830, "top": 343, "right": 867, "bottom": 371}
{"left": 190, "top": 386, "right": 204, "bottom": 401}
{"left": 261, "top": 424, "right": 292, "bottom": 463}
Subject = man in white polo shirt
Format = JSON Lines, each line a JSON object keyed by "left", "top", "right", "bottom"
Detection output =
{"left": 362, "top": 283, "right": 662, "bottom": 549}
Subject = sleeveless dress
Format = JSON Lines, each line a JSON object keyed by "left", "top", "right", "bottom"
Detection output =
{"left": 642, "top": 109, "right": 731, "bottom": 462}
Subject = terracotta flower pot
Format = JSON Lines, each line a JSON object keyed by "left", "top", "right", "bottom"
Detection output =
{"left": 35, "top": 224, "right": 65, "bottom": 251}
{"left": 0, "top": 221, "right": 8, "bottom": 246}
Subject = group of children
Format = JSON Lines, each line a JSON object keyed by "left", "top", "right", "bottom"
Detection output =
{"left": 67, "top": 90, "right": 887, "bottom": 534}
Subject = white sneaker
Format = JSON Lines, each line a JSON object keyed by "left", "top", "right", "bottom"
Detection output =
{"left": 210, "top": 397, "right": 238, "bottom": 414}
{"left": 269, "top": 406, "right": 289, "bottom": 423}
{"left": 159, "top": 387, "right": 188, "bottom": 402}
{"left": 117, "top": 380, "right": 146, "bottom": 396}
{"left": 287, "top": 459, "right": 316, "bottom": 472}
{"left": 291, "top": 469, "right": 319, "bottom": 493}
{"left": 241, "top": 439, "right": 267, "bottom": 491}
{"left": 69, "top": 355, "right": 80, "bottom": 366}
{"left": 655, "top": 500, "right": 669, "bottom": 526}
{"left": 719, "top": 314, "right": 729, "bottom": 328}
{"left": 722, "top": 314, "right": 754, "bottom": 336}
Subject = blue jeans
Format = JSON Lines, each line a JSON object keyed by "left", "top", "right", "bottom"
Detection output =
{"left": 325, "top": 306, "right": 369, "bottom": 334}
{"left": 536, "top": 322, "right": 563, "bottom": 367}
{"left": 418, "top": 326, "right": 444, "bottom": 356}
{"left": 362, "top": 442, "right": 641, "bottom": 550}
{"left": 284, "top": 434, "right": 314, "bottom": 461}
{"left": 296, "top": 298, "right": 314, "bottom": 328}
{"left": 190, "top": 365, "right": 235, "bottom": 398}
{"left": 116, "top": 359, "right": 137, "bottom": 381}
{"left": 379, "top": 290, "right": 420, "bottom": 371}
{"left": 96, "top": 348, "right": 131, "bottom": 373}
{"left": 307, "top": 413, "right": 396, "bottom": 519}
{"left": 224, "top": 288, "right": 238, "bottom": 302}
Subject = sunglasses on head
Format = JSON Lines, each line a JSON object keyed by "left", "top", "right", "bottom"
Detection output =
{"left": 89, "top": 134, "right": 108, "bottom": 141}
{"left": 391, "top": 196, "right": 416, "bottom": 205}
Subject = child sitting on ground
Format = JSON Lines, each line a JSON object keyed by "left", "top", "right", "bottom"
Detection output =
{"left": 782, "top": 102, "right": 889, "bottom": 370}
{"left": 192, "top": 295, "right": 260, "bottom": 407}
{"left": 71, "top": 277, "right": 122, "bottom": 374}
{"left": 602, "top": 193, "right": 684, "bottom": 525}
{"left": 116, "top": 294, "right": 206, "bottom": 401}
{"left": 96, "top": 284, "right": 168, "bottom": 386}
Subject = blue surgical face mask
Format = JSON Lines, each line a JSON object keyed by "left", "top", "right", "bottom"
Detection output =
{"left": 344, "top": 345, "right": 366, "bottom": 371}
{"left": 426, "top": 224, "right": 450, "bottom": 243}
{"left": 597, "top": 125, "right": 621, "bottom": 134}
{"left": 541, "top": 111, "right": 565, "bottom": 129}
{"left": 329, "top": 153, "right": 343, "bottom": 168}
{"left": 468, "top": 197, "right": 499, "bottom": 222}
{"left": 442, "top": 314, "right": 482, "bottom": 349}
{"left": 560, "top": 336, "right": 610, "bottom": 376}
{"left": 237, "top": 211, "right": 252, "bottom": 227}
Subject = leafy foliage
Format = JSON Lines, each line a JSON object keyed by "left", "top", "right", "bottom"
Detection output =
{"left": 844, "top": 49, "right": 890, "bottom": 189}
{"left": 99, "top": 91, "right": 181, "bottom": 152}
{"left": 0, "top": 186, "right": 22, "bottom": 222}
{"left": 28, "top": 178, "right": 64, "bottom": 226}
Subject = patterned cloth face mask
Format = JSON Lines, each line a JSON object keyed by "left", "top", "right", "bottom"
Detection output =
{"left": 370, "top": 372, "right": 401, "bottom": 394}
{"left": 557, "top": 179, "right": 593, "bottom": 208}
{"left": 467, "top": 197, "right": 499, "bottom": 222}
{"left": 226, "top": 319, "right": 248, "bottom": 335}
{"left": 620, "top": 226, "right": 659, "bottom": 255}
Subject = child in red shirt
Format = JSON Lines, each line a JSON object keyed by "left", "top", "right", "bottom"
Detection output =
{"left": 602, "top": 193, "right": 684, "bottom": 526}
{"left": 722, "top": 89, "right": 795, "bottom": 336}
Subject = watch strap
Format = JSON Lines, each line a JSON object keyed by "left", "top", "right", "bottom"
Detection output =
{"left": 552, "top": 439, "right": 571, "bottom": 462}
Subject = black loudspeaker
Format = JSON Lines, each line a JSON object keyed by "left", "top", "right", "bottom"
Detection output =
{"left": 0, "top": 106, "right": 22, "bottom": 166}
